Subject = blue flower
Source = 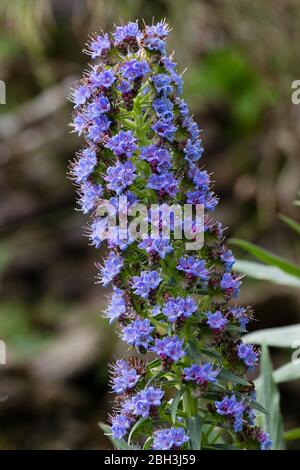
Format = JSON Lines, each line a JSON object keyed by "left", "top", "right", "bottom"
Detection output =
{"left": 162, "top": 296, "right": 197, "bottom": 323}
{"left": 183, "top": 363, "right": 219, "bottom": 386}
{"left": 124, "top": 386, "right": 164, "bottom": 418}
{"left": 183, "top": 116, "right": 200, "bottom": 140}
{"left": 86, "top": 95, "right": 111, "bottom": 117}
{"left": 88, "top": 115, "right": 111, "bottom": 142}
{"left": 111, "top": 359, "right": 141, "bottom": 394}
{"left": 220, "top": 273, "right": 241, "bottom": 298}
{"left": 98, "top": 252, "right": 124, "bottom": 287}
{"left": 78, "top": 181, "right": 103, "bottom": 214}
{"left": 153, "top": 96, "right": 174, "bottom": 118}
{"left": 71, "top": 84, "right": 91, "bottom": 108}
{"left": 171, "top": 71, "right": 183, "bottom": 94}
{"left": 258, "top": 430, "right": 272, "bottom": 450}
{"left": 140, "top": 145, "right": 172, "bottom": 173}
{"left": 106, "top": 130, "right": 137, "bottom": 158}
{"left": 215, "top": 394, "right": 245, "bottom": 432}
{"left": 151, "top": 336, "right": 185, "bottom": 362}
{"left": 105, "top": 161, "right": 137, "bottom": 195}
{"left": 113, "top": 21, "right": 142, "bottom": 45}
{"left": 138, "top": 237, "right": 173, "bottom": 259}
{"left": 131, "top": 270, "right": 161, "bottom": 298}
{"left": 90, "top": 68, "right": 116, "bottom": 89}
{"left": 176, "top": 256, "right": 209, "bottom": 281}
{"left": 221, "top": 249, "right": 235, "bottom": 272}
{"left": 183, "top": 139, "right": 204, "bottom": 163}
{"left": 161, "top": 56, "right": 177, "bottom": 73}
{"left": 120, "top": 59, "right": 150, "bottom": 81}
{"left": 87, "top": 33, "right": 111, "bottom": 59}
{"left": 121, "top": 318, "right": 154, "bottom": 350}
{"left": 89, "top": 217, "right": 108, "bottom": 248}
{"left": 188, "top": 165, "right": 210, "bottom": 190}
{"left": 152, "top": 74, "right": 173, "bottom": 95}
{"left": 104, "top": 287, "right": 127, "bottom": 324}
{"left": 147, "top": 173, "right": 178, "bottom": 197}
{"left": 230, "top": 306, "right": 250, "bottom": 329}
{"left": 153, "top": 427, "right": 189, "bottom": 450}
{"left": 146, "top": 21, "right": 170, "bottom": 39}
{"left": 152, "top": 118, "right": 177, "bottom": 142}
{"left": 111, "top": 414, "right": 131, "bottom": 440}
{"left": 143, "top": 22, "right": 170, "bottom": 54}
{"left": 206, "top": 311, "right": 228, "bottom": 331}
{"left": 204, "top": 191, "right": 218, "bottom": 212}
{"left": 72, "top": 148, "right": 97, "bottom": 184}
{"left": 237, "top": 344, "right": 258, "bottom": 369}
{"left": 72, "top": 113, "right": 87, "bottom": 135}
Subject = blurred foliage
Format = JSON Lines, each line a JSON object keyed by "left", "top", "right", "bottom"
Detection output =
{"left": 186, "top": 48, "right": 278, "bottom": 134}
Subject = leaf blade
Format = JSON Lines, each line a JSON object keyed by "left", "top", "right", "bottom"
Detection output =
{"left": 230, "top": 238, "right": 300, "bottom": 278}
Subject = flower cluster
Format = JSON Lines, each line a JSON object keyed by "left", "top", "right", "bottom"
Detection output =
{"left": 71, "top": 20, "right": 271, "bottom": 450}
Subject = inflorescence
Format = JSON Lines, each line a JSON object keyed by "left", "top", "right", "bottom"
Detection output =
{"left": 70, "top": 19, "right": 271, "bottom": 451}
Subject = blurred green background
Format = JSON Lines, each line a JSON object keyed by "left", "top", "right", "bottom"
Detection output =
{"left": 0, "top": 0, "right": 299, "bottom": 449}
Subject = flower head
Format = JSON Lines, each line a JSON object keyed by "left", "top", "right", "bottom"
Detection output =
{"left": 121, "top": 318, "right": 154, "bottom": 350}
{"left": 177, "top": 256, "right": 209, "bottom": 281}
{"left": 111, "top": 359, "right": 141, "bottom": 394}
{"left": 183, "top": 363, "right": 219, "bottom": 386}
{"left": 71, "top": 20, "right": 267, "bottom": 451}
{"left": 98, "top": 252, "right": 124, "bottom": 287}
{"left": 206, "top": 311, "right": 228, "bottom": 331}
{"left": 131, "top": 270, "right": 161, "bottom": 299}
{"left": 153, "top": 427, "right": 189, "bottom": 450}
{"left": 151, "top": 336, "right": 185, "bottom": 362}
{"left": 104, "top": 287, "right": 127, "bottom": 324}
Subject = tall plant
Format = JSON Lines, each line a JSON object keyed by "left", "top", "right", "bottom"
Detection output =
{"left": 70, "top": 20, "right": 271, "bottom": 450}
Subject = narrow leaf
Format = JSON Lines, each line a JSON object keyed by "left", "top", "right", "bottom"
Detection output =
{"left": 187, "top": 416, "right": 202, "bottom": 450}
{"left": 234, "top": 260, "right": 300, "bottom": 288}
{"left": 255, "top": 345, "right": 285, "bottom": 450}
{"left": 244, "top": 324, "right": 300, "bottom": 348}
{"left": 171, "top": 386, "right": 185, "bottom": 424}
{"left": 284, "top": 427, "right": 300, "bottom": 441}
{"left": 128, "top": 417, "right": 147, "bottom": 445}
{"left": 273, "top": 361, "right": 300, "bottom": 384}
{"left": 230, "top": 238, "right": 300, "bottom": 278}
{"left": 218, "top": 369, "right": 250, "bottom": 386}
{"left": 279, "top": 214, "right": 300, "bottom": 236}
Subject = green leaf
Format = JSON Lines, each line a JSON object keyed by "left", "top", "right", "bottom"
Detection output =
{"left": 279, "top": 214, "right": 300, "bottom": 237}
{"left": 230, "top": 238, "right": 300, "bottom": 278}
{"left": 204, "top": 443, "right": 239, "bottom": 450}
{"left": 218, "top": 369, "right": 250, "bottom": 386}
{"left": 234, "top": 260, "right": 300, "bottom": 288}
{"left": 255, "top": 345, "right": 285, "bottom": 450}
{"left": 128, "top": 417, "right": 147, "bottom": 445}
{"left": 171, "top": 386, "right": 186, "bottom": 424}
{"left": 99, "top": 423, "right": 137, "bottom": 450}
{"left": 273, "top": 361, "right": 300, "bottom": 383}
{"left": 284, "top": 427, "right": 300, "bottom": 441}
{"left": 187, "top": 416, "right": 202, "bottom": 450}
{"left": 244, "top": 324, "right": 300, "bottom": 348}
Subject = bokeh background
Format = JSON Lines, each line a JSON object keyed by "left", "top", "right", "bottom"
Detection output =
{"left": 0, "top": 0, "right": 300, "bottom": 449}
